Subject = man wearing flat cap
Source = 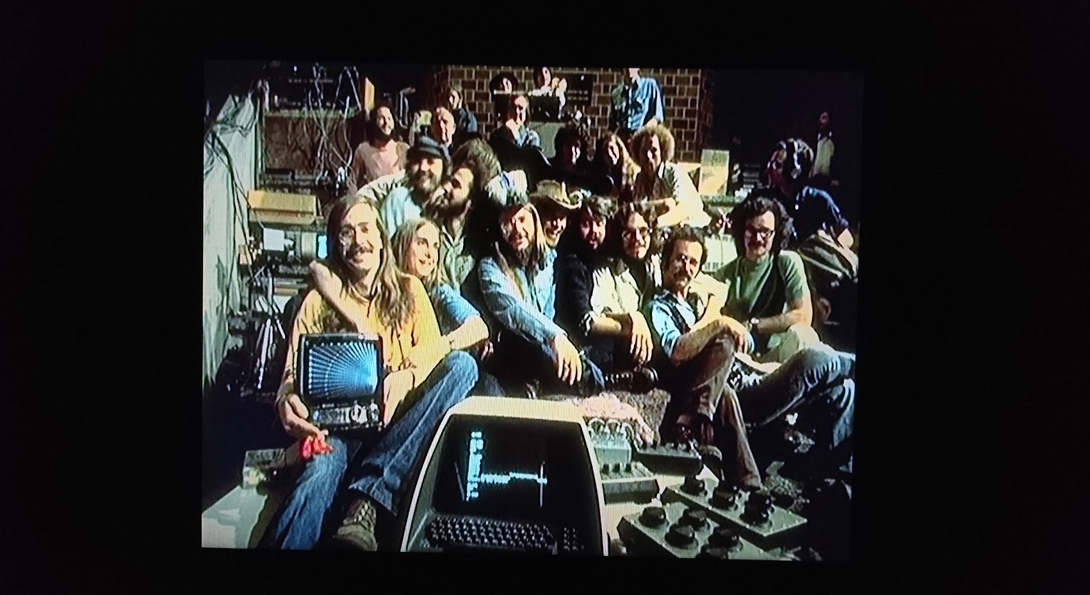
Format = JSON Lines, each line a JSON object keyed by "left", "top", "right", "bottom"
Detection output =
{"left": 355, "top": 136, "right": 450, "bottom": 235}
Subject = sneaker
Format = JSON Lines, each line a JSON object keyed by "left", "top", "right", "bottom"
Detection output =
{"left": 332, "top": 498, "right": 379, "bottom": 552}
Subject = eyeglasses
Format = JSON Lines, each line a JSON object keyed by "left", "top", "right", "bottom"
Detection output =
{"left": 338, "top": 224, "right": 376, "bottom": 243}
{"left": 622, "top": 228, "right": 651, "bottom": 241}
{"left": 745, "top": 226, "right": 775, "bottom": 239}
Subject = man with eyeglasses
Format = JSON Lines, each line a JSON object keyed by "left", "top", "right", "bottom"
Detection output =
{"left": 645, "top": 225, "right": 855, "bottom": 488}
{"left": 711, "top": 194, "right": 823, "bottom": 364}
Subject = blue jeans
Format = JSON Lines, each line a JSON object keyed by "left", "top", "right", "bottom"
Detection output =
{"left": 739, "top": 348, "right": 855, "bottom": 456}
{"left": 267, "top": 350, "right": 478, "bottom": 550}
{"left": 486, "top": 331, "right": 605, "bottom": 395}
{"left": 472, "top": 370, "right": 506, "bottom": 396}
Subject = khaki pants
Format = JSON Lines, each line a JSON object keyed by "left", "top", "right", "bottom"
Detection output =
{"left": 759, "top": 323, "right": 826, "bottom": 364}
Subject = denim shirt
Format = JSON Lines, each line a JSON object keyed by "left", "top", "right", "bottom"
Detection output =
{"left": 378, "top": 185, "right": 424, "bottom": 236}
{"left": 438, "top": 226, "right": 474, "bottom": 289}
{"left": 430, "top": 283, "right": 480, "bottom": 336}
{"left": 477, "top": 248, "right": 563, "bottom": 344}
{"left": 610, "top": 76, "right": 665, "bottom": 131}
{"left": 645, "top": 289, "right": 705, "bottom": 361}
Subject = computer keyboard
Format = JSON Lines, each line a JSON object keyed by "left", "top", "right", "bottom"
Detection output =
{"left": 426, "top": 516, "right": 585, "bottom": 554}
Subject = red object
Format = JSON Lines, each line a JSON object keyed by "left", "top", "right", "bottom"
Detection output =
{"left": 301, "top": 435, "right": 333, "bottom": 460}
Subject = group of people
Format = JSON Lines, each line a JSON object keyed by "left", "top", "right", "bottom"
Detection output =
{"left": 264, "top": 70, "right": 859, "bottom": 552}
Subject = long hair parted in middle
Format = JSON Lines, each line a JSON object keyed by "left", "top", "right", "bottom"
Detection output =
{"left": 605, "top": 200, "right": 661, "bottom": 261}
{"left": 494, "top": 192, "right": 549, "bottom": 275}
{"left": 325, "top": 193, "right": 416, "bottom": 330}
{"left": 391, "top": 218, "right": 444, "bottom": 291}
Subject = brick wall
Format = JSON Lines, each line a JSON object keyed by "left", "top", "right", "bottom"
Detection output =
{"left": 424, "top": 65, "right": 714, "bottom": 163}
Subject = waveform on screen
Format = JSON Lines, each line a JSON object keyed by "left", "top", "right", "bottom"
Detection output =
{"left": 465, "top": 430, "right": 548, "bottom": 507}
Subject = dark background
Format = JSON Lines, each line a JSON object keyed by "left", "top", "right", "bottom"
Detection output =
{"left": 9, "top": 7, "right": 1081, "bottom": 591}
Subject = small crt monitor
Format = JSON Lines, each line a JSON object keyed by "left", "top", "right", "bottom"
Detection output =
{"left": 402, "top": 397, "right": 607, "bottom": 555}
{"left": 317, "top": 235, "right": 328, "bottom": 259}
{"left": 297, "top": 333, "right": 385, "bottom": 433}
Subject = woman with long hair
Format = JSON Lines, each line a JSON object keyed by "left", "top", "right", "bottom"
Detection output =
{"left": 590, "top": 131, "right": 641, "bottom": 203}
{"left": 390, "top": 218, "right": 504, "bottom": 396}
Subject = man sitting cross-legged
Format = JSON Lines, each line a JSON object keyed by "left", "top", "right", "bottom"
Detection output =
{"left": 645, "top": 225, "right": 855, "bottom": 488}
{"left": 265, "top": 194, "right": 477, "bottom": 551}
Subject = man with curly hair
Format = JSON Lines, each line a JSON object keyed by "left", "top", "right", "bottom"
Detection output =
{"left": 630, "top": 124, "right": 712, "bottom": 229}
{"left": 712, "top": 192, "right": 824, "bottom": 364}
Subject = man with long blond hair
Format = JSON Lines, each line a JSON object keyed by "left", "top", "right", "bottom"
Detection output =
{"left": 630, "top": 123, "right": 712, "bottom": 229}
{"left": 266, "top": 194, "right": 477, "bottom": 551}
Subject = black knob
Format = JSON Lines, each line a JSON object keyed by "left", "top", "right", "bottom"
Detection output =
{"left": 698, "top": 545, "right": 730, "bottom": 560}
{"left": 666, "top": 523, "right": 696, "bottom": 548}
{"left": 601, "top": 463, "right": 610, "bottom": 474}
{"left": 624, "top": 462, "right": 633, "bottom": 473}
{"left": 744, "top": 506, "right": 772, "bottom": 526}
{"left": 640, "top": 506, "right": 667, "bottom": 527}
{"left": 682, "top": 475, "right": 705, "bottom": 495}
{"left": 711, "top": 485, "right": 739, "bottom": 508}
{"left": 748, "top": 492, "right": 773, "bottom": 510}
{"left": 709, "top": 527, "right": 741, "bottom": 550}
{"left": 612, "top": 463, "right": 622, "bottom": 474}
{"left": 773, "top": 492, "right": 795, "bottom": 509}
{"left": 681, "top": 508, "right": 708, "bottom": 530}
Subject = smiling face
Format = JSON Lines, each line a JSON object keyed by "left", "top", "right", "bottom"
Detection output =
{"left": 743, "top": 211, "right": 776, "bottom": 261}
{"left": 578, "top": 210, "right": 607, "bottom": 252}
{"left": 500, "top": 205, "right": 536, "bottom": 253}
{"left": 437, "top": 167, "right": 474, "bottom": 216}
{"left": 373, "top": 106, "right": 395, "bottom": 139}
{"left": 621, "top": 211, "right": 651, "bottom": 260}
{"left": 337, "top": 202, "right": 383, "bottom": 278}
{"left": 540, "top": 208, "right": 568, "bottom": 248}
{"left": 409, "top": 156, "right": 444, "bottom": 195}
{"left": 663, "top": 239, "right": 702, "bottom": 295}
{"left": 403, "top": 222, "right": 440, "bottom": 279}
{"left": 431, "top": 107, "right": 456, "bottom": 146}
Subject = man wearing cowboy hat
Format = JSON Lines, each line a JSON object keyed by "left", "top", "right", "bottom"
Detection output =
{"left": 529, "top": 180, "right": 582, "bottom": 248}
{"left": 471, "top": 187, "right": 606, "bottom": 397}
{"left": 353, "top": 136, "right": 450, "bottom": 235}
